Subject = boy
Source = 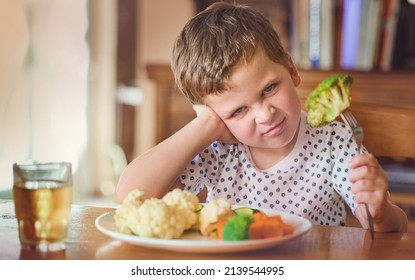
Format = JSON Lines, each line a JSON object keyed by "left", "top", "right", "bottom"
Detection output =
{"left": 117, "top": 2, "right": 407, "bottom": 231}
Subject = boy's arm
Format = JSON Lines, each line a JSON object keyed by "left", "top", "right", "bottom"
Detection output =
{"left": 116, "top": 105, "right": 233, "bottom": 202}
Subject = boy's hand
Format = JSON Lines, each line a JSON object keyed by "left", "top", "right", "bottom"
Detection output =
{"left": 348, "top": 153, "right": 389, "bottom": 223}
{"left": 192, "top": 104, "right": 237, "bottom": 144}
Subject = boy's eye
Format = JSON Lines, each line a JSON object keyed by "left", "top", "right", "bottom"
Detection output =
{"left": 263, "top": 84, "right": 276, "bottom": 95}
{"left": 232, "top": 107, "right": 245, "bottom": 117}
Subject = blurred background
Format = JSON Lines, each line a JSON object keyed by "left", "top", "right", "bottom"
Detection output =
{"left": 0, "top": 0, "right": 195, "bottom": 205}
{"left": 1, "top": 0, "right": 414, "bottom": 210}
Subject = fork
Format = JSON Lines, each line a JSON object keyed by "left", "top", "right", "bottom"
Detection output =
{"left": 340, "top": 109, "right": 375, "bottom": 240}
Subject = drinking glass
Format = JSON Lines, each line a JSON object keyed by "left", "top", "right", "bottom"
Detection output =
{"left": 13, "top": 161, "right": 72, "bottom": 252}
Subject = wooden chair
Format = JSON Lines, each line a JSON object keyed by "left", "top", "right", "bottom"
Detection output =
{"left": 350, "top": 102, "right": 415, "bottom": 158}
{"left": 350, "top": 102, "right": 415, "bottom": 216}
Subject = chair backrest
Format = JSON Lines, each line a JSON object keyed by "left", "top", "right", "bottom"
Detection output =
{"left": 350, "top": 102, "right": 415, "bottom": 159}
{"left": 351, "top": 103, "right": 415, "bottom": 216}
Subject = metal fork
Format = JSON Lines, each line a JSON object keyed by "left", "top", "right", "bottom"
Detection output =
{"left": 340, "top": 109, "right": 375, "bottom": 240}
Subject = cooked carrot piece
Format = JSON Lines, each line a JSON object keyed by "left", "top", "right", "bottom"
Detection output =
{"left": 282, "top": 222, "right": 295, "bottom": 235}
{"left": 263, "top": 219, "right": 284, "bottom": 238}
{"left": 249, "top": 212, "right": 294, "bottom": 239}
{"left": 249, "top": 219, "right": 264, "bottom": 239}
{"left": 252, "top": 212, "right": 267, "bottom": 222}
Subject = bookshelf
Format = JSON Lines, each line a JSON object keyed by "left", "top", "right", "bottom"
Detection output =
{"left": 192, "top": 0, "right": 415, "bottom": 71}
{"left": 290, "top": 0, "right": 415, "bottom": 71}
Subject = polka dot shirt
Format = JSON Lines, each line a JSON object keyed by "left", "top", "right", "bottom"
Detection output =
{"left": 179, "top": 111, "right": 361, "bottom": 226}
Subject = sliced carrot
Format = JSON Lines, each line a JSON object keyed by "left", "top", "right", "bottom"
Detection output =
{"left": 282, "top": 222, "right": 295, "bottom": 235}
{"left": 249, "top": 219, "right": 264, "bottom": 239}
{"left": 263, "top": 219, "right": 284, "bottom": 238}
{"left": 252, "top": 212, "right": 268, "bottom": 222}
{"left": 249, "top": 213, "right": 294, "bottom": 239}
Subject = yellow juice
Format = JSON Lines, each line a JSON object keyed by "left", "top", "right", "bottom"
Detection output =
{"left": 13, "top": 180, "right": 72, "bottom": 247}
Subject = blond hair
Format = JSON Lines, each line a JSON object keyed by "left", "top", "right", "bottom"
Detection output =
{"left": 171, "top": 2, "right": 290, "bottom": 104}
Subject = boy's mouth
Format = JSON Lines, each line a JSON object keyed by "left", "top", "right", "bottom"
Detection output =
{"left": 262, "top": 118, "right": 286, "bottom": 137}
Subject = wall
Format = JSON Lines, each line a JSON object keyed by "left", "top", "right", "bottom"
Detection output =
{"left": 0, "top": 0, "right": 91, "bottom": 197}
{"left": 0, "top": 0, "right": 195, "bottom": 200}
{"left": 135, "top": 0, "right": 195, "bottom": 155}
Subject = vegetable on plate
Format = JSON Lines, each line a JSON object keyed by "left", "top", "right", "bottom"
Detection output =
{"left": 216, "top": 207, "right": 295, "bottom": 241}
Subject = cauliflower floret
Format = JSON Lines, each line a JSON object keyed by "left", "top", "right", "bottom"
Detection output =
{"left": 114, "top": 189, "right": 145, "bottom": 234}
{"left": 162, "top": 188, "right": 200, "bottom": 211}
{"left": 114, "top": 189, "right": 200, "bottom": 239}
{"left": 199, "top": 198, "right": 234, "bottom": 236}
{"left": 130, "top": 198, "right": 188, "bottom": 239}
{"left": 162, "top": 188, "right": 200, "bottom": 229}
{"left": 123, "top": 189, "right": 146, "bottom": 206}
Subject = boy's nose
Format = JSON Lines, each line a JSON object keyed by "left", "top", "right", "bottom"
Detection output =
{"left": 254, "top": 103, "right": 275, "bottom": 124}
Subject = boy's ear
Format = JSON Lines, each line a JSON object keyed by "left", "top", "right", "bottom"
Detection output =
{"left": 288, "top": 55, "right": 301, "bottom": 86}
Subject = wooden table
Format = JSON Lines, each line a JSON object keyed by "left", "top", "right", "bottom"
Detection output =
{"left": 1, "top": 199, "right": 414, "bottom": 260}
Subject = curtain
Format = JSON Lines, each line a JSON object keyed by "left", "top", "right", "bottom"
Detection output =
{"left": 0, "top": 0, "right": 94, "bottom": 200}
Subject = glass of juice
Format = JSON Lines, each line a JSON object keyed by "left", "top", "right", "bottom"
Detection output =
{"left": 13, "top": 161, "right": 72, "bottom": 252}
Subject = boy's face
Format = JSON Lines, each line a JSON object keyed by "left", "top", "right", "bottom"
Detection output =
{"left": 204, "top": 49, "right": 302, "bottom": 151}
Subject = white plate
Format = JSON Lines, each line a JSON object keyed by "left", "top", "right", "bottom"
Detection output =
{"left": 95, "top": 207, "right": 312, "bottom": 253}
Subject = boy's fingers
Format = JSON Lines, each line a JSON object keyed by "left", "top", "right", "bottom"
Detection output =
{"left": 348, "top": 153, "right": 377, "bottom": 168}
{"left": 349, "top": 165, "right": 387, "bottom": 183}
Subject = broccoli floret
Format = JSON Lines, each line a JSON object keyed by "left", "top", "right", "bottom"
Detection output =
{"left": 222, "top": 214, "right": 253, "bottom": 241}
{"left": 305, "top": 74, "right": 353, "bottom": 127}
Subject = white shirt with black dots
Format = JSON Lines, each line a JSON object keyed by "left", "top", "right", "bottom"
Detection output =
{"left": 180, "top": 111, "right": 362, "bottom": 226}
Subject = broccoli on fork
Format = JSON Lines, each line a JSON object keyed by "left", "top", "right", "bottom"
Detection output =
{"left": 305, "top": 74, "right": 353, "bottom": 127}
